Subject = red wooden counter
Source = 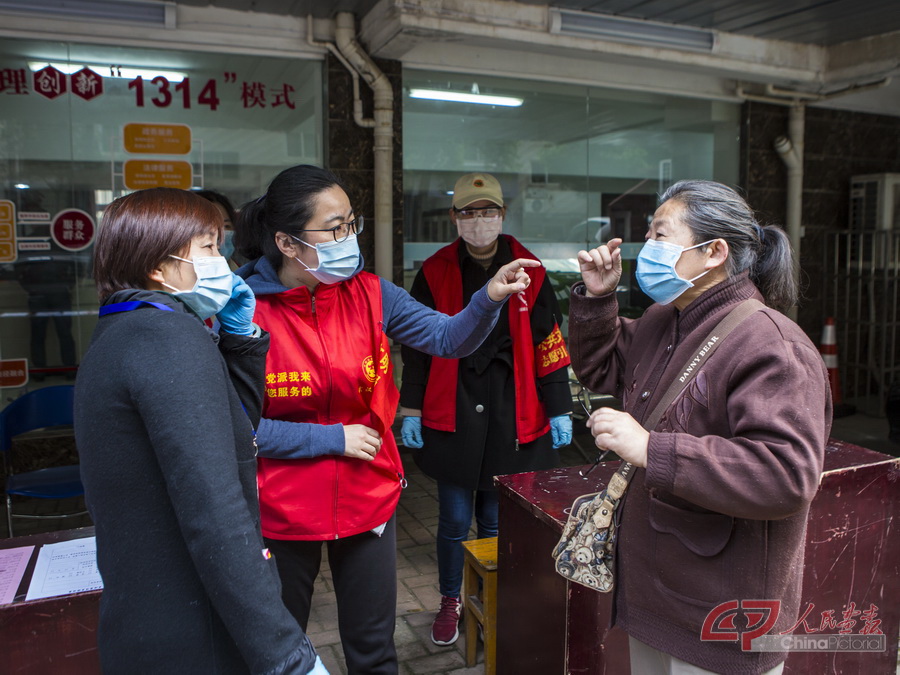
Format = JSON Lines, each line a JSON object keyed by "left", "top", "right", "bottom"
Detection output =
{"left": 0, "top": 527, "right": 100, "bottom": 674}
{"left": 495, "top": 440, "right": 900, "bottom": 674}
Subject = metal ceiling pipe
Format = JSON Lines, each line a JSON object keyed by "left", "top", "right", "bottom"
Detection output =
{"left": 773, "top": 103, "right": 805, "bottom": 320}
{"left": 334, "top": 11, "right": 394, "bottom": 282}
{"left": 307, "top": 18, "right": 375, "bottom": 130}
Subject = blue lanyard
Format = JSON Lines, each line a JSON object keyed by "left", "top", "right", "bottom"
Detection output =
{"left": 98, "top": 298, "right": 258, "bottom": 448}
{"left": 99, "top": 300, "right": 174, "bottom": 316}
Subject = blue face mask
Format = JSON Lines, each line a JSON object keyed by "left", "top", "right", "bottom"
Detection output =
{"left": 219, "top": 231, "right": 235, "bottom": 261}
{"left": 293, "top": 233, "right": 360, "bottom": 285}
{"left": 636, "top": 238, "right": 714, "bottom": 305}
{"left": 163, "top": 255, "right": 233, "bottom": 319}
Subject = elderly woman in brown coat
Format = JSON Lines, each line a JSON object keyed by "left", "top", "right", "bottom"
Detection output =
{"left": 568, "top": 180, "right": 832, "bottom": 675}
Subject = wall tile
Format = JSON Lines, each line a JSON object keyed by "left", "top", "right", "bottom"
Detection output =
{"left": 326, "top": 52, "right": 404, "bottom": 284}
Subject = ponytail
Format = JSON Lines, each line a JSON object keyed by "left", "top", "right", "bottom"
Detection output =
{"left": 234, "top": 196, "right": 268, "bottom": 262}
{"left": 750, "top": 224, "right": 797, "bottom": 312}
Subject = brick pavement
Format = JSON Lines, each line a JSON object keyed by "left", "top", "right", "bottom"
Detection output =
{"left": 306, "top": 436, "right": 594, "bottom": 675}
{"left": 307, "top": 443, "right": 484, "bottom": 675}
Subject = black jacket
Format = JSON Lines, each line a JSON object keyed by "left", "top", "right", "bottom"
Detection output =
{"left": 75, "top": 289, "right": 316, "bottom": 674}
{"left": 400, "top": 237, "right": 571, "bottom": 490}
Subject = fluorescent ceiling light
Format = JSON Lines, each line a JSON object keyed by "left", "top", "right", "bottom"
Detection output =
{"left": 550, "top": 9, "right": 715, "bottom": 52}
{"left": 14, "top": 183, "right": 29, "bottom": 189}
{"left": 28, "top": 61, "right": 186, "bottom": 82}
{"left": 0, "top": 0, "right": 175, "bottom": 27}
{"left": 409, "top": 89, "right": 523, "bottom": 107}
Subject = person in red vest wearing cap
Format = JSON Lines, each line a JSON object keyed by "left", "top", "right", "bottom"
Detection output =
{"left": 399, "top": 172, "right": 573, "bottom": 646}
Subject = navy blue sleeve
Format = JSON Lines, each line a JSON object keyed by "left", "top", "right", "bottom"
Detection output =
{"left": 380, "top": 278, "right": 503, "bottom": 358}
{"left": 398, "top": 268, "right": 434, "bottom": 410}
{"left": 255, "top": 417, "right": 345, "bottom": 459}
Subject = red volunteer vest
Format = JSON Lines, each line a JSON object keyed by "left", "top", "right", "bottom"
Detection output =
{"left": 421, "top": 236, "right": 570, "bottom": 444}
{"left": 254, "top": 272, "right": 402, "bottom": 540}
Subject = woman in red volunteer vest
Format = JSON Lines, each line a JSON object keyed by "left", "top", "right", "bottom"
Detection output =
{"left": 235, "top": 165, "right": 538, "bottom": 674}
{"left": 398, "top": 173, "right": 573, "bottom": 646}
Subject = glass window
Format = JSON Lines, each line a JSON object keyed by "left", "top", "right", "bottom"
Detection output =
{"left": 402, "top": 68, "right": 740, "bottom": 323}
{"left": 0, "top": 38, "right": 322, "bottom": 387}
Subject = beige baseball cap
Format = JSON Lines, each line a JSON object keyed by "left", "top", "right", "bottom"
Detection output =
{"left": 452, "top": 173, "right": 504, "bottom": 209}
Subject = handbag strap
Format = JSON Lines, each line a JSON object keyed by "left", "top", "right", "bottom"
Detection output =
{"left": 604, "top": 298, "right": 765, "bottom": 501}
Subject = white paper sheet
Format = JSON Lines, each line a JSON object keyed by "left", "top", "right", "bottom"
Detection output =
{"left": 0, "top": 545, "right": 35, "bottom": 605}
{"left": 25, "top": 537, "right": 103, "bottom": 601}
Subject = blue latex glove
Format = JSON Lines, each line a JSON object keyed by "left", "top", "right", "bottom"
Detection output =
{"left": 307, "top": 655, "right": 330, "bottom": 675}
{"left": 217, "top": 275, "right": 256, "bottom": 336}
{"left": 401, "top": 416, "right": 424, "bottom": 448}
{"left": 550, "top": 414, "right": 572, "bottom": 449}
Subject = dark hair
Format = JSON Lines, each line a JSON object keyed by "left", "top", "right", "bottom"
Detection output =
{"left": 659, "top": 180, "right": 797, "bottom": 311}
{"left": 194, "top": 189, "right": 236, "bottom": 230}
{"left": 93, "top": 188, "right": 222, "bottom": 301}
{"left": 236, "top": 165, "right": 345, "bottom": 269}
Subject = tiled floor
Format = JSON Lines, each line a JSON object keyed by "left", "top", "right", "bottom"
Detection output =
{"left": 3, "top": 411, "right": 897, "bottom": 674}
{"left": 306, "top": 433, "right": 597, "bottom": 675}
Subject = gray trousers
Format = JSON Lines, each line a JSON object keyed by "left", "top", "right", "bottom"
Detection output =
{"left": 629, "top": 636, "right": 786, "bottom": 675}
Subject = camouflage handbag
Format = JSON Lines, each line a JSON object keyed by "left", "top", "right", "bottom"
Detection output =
{"left": 551, "top": 462, "right": 635, "bottom": 591}
{"left": 552, "top": 299, "right": 763, "bottom": 592}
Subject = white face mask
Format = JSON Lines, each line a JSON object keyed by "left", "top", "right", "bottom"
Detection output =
{"left": 163, "top": 255, "right": 233, "bottom": 319}
{"left": 457, "top": 214, "right": 502, "bottom": 248}
{"left": 292, "top": 233, "right": 360, "bottom": 285}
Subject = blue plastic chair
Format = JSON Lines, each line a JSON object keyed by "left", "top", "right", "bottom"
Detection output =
{"left": 1, "top": 385, "right": 87, "bottom": 537}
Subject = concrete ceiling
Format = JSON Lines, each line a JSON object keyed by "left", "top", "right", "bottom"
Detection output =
{"left": 169, "top": 0, "right": 900, "bottom": 46}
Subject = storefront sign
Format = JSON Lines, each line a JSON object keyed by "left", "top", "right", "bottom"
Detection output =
{"left": 123, "top": 160, "right": 192, "bottom": 190}
{"left": 2, "top": 67, "right": 298, "bottom": 111}
{"left": 0, "top": 358, "right": 28, "bottom": 388}
{"left": 50, "top": 209, "right": 95, "bottom": 252}
{"left": 0, "top": 200, "right": 16, "bottom": 263}
{"left": 123, "top": 123, "right": 192, "bottom": 154}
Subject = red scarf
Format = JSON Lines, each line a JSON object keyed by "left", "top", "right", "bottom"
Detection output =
{"left": 421, "top": 236, "right": 570, "bottom": 444}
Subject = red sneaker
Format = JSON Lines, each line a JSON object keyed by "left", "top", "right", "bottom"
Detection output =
{"left": 431, "top": 595, "right": 462, "bottom": 645}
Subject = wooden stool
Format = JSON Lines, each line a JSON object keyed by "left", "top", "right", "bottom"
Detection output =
{"left": 461, "top": 536, "right": 498, "bottom": 674}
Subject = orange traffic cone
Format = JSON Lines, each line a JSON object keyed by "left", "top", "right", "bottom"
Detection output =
{"left": 820, "top": 317, "right": 855, "bottom": 418}
{"left": 820, "top": 318, "right": 841, "bottom": 404}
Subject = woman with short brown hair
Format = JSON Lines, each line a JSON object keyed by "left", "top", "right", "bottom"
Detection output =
{"left": 76, "top": 188, "right": 327, "bottom": 674}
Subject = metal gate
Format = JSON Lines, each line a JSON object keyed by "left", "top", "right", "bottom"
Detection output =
{"left": 824, "top": 230, "right": 900, "bottom": 416}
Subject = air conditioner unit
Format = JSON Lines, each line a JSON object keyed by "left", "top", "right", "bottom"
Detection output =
{"left": 849, "top": 173, "right": 900, "bottom": 230}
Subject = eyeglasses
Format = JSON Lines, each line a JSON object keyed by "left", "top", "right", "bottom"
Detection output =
{"left": 455, "top": 207, "right": 502, "bottom": 221}
{"left": 299, "top": 215, "right": 364, "bottom": 243}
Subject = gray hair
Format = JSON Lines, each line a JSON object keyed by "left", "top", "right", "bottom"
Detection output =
{"left": 659, "top": 180, "right": 797, "bottom": 311}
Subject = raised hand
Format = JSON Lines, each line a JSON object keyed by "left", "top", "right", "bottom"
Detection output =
{"left": 217, "top": 275, "right": 256, "bottom": 335}
{"left": 577, "top": 238, "right": 623, "bottom": 297}
{"left": 487, "top": 257, "right": 542, "bottom": 302}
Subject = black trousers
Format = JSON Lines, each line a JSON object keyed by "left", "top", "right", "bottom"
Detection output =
{"left": 265, "top": 515, "right": 398, "bottom": 675}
